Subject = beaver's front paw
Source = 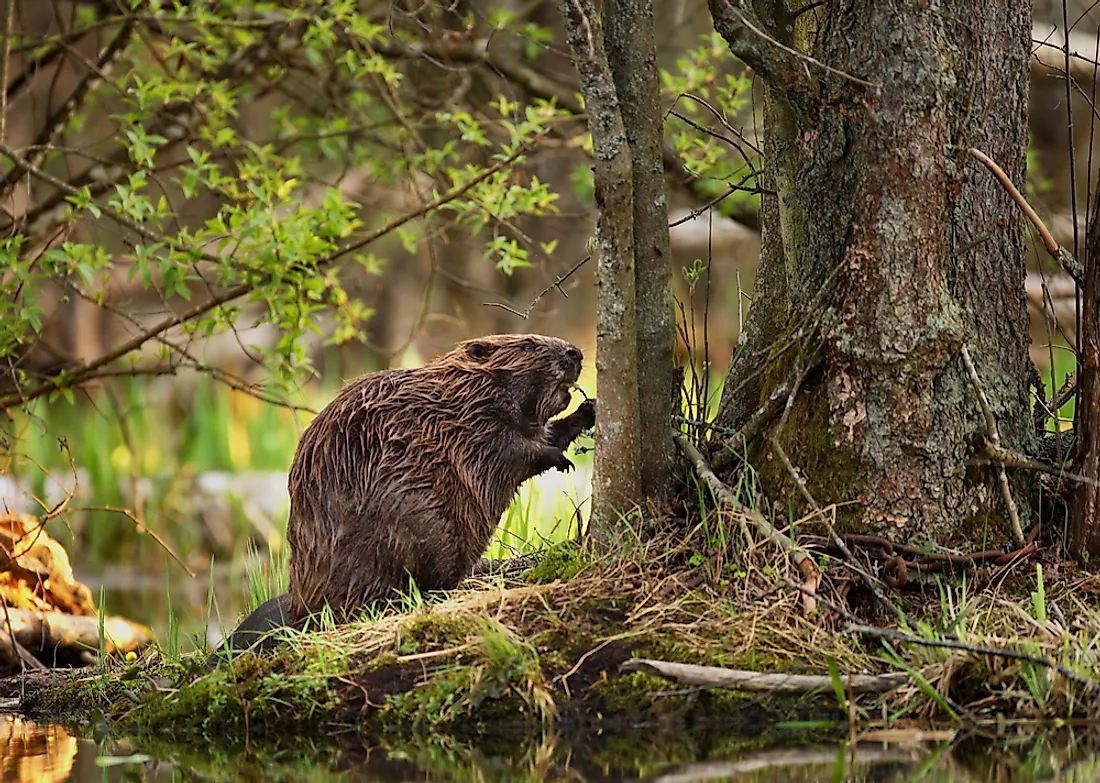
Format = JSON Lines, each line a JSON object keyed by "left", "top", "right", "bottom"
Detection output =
{"left": 574, "top": 398, "right": 596, "bottom": 430}
{"left": 543, "top": 445, "right": 575, "bottom": 473}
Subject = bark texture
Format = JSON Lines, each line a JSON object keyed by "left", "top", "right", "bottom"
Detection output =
{"left": 604, "top": 0, "right": 675, "bottom": 503}
{"left": 709, "top": 0, "right": 1036, "bottom": 545}
{"left": 557, "top": 0, "right": 642, "bottom": 529}
{"left": 1071, "top": 165, "right": 1100, "bottom": 559}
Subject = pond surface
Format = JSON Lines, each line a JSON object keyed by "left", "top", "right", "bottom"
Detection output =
{"left": 3, "top": 714, "right": 1099, "bottom": 782}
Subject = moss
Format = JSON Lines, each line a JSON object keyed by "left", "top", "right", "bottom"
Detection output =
{"left": 755, "top": 377, "right": 864, "bottom": 529}
{"left": 585, "top": 671, "right": 668, "bottom": 718}
{"left": 22, "top": 658, "right": 189, "bottom": 723}
{"left": 108, "top": 650, "right": 337, "bottom": 741}
{"left": 522, "top": 540, "right": 584, "bottom": 583}
{"left": 399, "top": 612, "right": 478, "bottom": 654}
{"left": 364, "top": 652, "right": 398, "bottom": 672}
{"left": 377, "top": 616, "right": 556, "bottom": 736}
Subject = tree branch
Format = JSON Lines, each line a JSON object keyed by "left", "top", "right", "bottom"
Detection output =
{"left": 0, "top": 135, "right": 547, "bottom": 409}
{"left": 707, "top": 0, "right": 877, "bottom": 96}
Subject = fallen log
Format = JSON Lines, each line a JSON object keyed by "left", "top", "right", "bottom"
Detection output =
{"left": 2, "top": 607, "right": 151, "bottom": 658}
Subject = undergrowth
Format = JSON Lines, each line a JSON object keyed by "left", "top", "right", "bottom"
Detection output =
{"left": 8, "top": 507, "right": 1100, "bottom": 748}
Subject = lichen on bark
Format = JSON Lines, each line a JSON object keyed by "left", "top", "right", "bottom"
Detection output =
{"left": 708, "top": 0, "right": 1036, "bottom": 547}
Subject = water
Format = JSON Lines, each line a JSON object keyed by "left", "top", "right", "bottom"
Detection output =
{"left": 2, "top": 714, "right": 1099, "bottom": 782}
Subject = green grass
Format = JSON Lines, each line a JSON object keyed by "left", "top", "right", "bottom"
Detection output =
{"left": 1037, "top": 337, "right": 1077, "bottom": 433}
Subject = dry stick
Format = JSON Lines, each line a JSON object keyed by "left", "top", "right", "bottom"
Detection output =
{"left": 959, "top": 345, "right": 1025, "bottom": 547}
{"left": 768, "top": 355, "right": 908, "bottom": 625}
{"left": 1036, "top": 274, "right": 1071, "bottom": 449}
{"left": 736, "top": 13, "right": 880, "bottom": 91}
{"left": 483, "top": 253, "right": 591, "bottom": 319}
{"left": 0, "top": 0, "right": 13, "bottom": 144}
{"left": 1040, "top": 277, "right": 1063, "bottom": 467}
{"left": 711, "top": 353, "right": 824, "bottom": 474}
{"left": 0, "top": 135, "right": 546, "bottom": 410}
{"left": 789, "top": 581, "right": 1100, "bottom": 702}
{"left": 1035, "top": 370, "right": 1078, "bottom": 435}
{"left": 0, "top": 602, "right": 45, "bottom": 672}
{"left": 620, "top": 658, "right": 906, "bottom": 695}
{"left": 673, "top": 431, "right": 819, "bottom": 616}
{"left": 968, "top": 147, "right": 1083, "bottom": 285}
{"left": 971, "top": 439, "right": 1100, "bottom": 489}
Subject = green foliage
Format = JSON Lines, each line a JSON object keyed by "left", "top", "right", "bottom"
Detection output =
{"left": 0, "top": 2, "right": 569, "bottom": 409}
{"left": 661, "top": 32, "right": 761, "bottom": 218}
{"left": 1, "top": 3, "right": 749, "bottom": 584}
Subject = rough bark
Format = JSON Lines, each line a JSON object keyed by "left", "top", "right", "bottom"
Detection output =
{"left": 604, "top": 0, "right": 675, "bottom": 503}
{"left": 557, "top": 0, "right": 642, "bottom": 529}
{"left": 1071, "top": 163, "right": 1100, "bottom": 559}
{"left": 708, "top": 0, "right": 1036, "bottom": 545}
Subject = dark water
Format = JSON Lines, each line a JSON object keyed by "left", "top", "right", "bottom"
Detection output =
{"left": 3, "top": 714, "right": 1100, "bottom": 782}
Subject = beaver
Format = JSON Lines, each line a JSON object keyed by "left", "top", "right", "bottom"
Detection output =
{"left": 222, "top": 333, "right": 595, "bottom": 655}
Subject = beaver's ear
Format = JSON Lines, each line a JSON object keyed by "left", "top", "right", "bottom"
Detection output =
{"left": 466, "top": 340, "right": 493, "bottom": 362}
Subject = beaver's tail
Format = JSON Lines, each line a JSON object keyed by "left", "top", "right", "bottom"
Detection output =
{"left": 209, "top": 593, "right": 296, "bottom": 666}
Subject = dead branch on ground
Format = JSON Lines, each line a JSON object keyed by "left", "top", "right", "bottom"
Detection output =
{"left": 620, "top": 658, "right": 906, "bottom": 694}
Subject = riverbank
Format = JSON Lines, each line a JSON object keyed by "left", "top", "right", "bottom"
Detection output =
{"left": 3, "top": 529, "right": 1098, "bottom": 749}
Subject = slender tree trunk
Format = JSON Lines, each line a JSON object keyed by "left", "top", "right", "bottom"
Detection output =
{"left": 708, "top": 0, "right": 1036, "bottom": 545}
{"left": 604, "top": 0, "right": 675, "bottom": 504}
{"left": 1071, "top": 168, "right": 1100, "bottom": 559}
{"left": 557, "top": 0, "right": 642, "bottom": 531}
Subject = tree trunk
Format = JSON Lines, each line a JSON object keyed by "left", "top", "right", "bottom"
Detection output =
{"left": 604, "top": 0, "right": 675, "bottom": 504}
{"left": 557, "top": 0, "right": 642, "bottom": 532}
{"left": 1071, "top": 156, "right": 1100, "bottom": 559}
{"left": 707, "top": 1, "right": 1036, "bottom": 545}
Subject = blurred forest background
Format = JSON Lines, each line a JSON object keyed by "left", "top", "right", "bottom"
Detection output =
{"left": 0, "top": 0, "right": 1094, "bottom": 644}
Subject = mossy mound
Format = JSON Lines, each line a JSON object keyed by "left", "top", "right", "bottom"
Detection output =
{"left": 4, "top": 531, "right": 1099, "bottom": 748}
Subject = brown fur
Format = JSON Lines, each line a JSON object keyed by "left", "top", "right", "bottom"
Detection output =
{"left": 255, "top": 334, "right": 593, "bottom": 642}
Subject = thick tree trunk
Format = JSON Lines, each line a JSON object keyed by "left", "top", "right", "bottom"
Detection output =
{"left": 604, "top": 0, "right": 675, "bottom": 503}
{"left": 557, "top": 0, "right": 642, "bottom": 532}
{"left": 708, "top": 1, "right": 1036, "bottom": 545}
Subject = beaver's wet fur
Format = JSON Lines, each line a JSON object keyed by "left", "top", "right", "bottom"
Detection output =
{"left": 221, "top": 334, "right": 594, "bottom": 656}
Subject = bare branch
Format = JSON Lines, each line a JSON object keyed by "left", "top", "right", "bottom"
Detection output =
{"left": 968, "top": 147, "right": 1083, "bottom": 284}
{"left": 708, "top": 0, "right": 877, "bottom": 96}
{"left": 959, "top": 345, "right": 1025, "bottom": 547}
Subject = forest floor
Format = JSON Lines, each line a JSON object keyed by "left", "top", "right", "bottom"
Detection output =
{"left": 2, "top": 516, "right": 1099, "bottom": 756}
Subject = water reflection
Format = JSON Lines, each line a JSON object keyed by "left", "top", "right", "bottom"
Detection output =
{"left": 1, "top": 715, "right": 78, "bottom": 782}
{"left": 1, "top": 715, "right": 176, "bottom": 783}
{"left": 2, "top": 715, "right": 1100, "bottom": 782}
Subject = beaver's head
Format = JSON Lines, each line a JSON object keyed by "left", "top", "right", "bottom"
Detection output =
{"left": 448, "top": 333, "right": 584, "bottom": 425}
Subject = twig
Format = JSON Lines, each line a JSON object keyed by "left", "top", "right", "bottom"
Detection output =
{"left": 1034, "top": 370, "right": 1077, "bottom": 436}
{"left": 845, "top": 622, "right": 1100, "bottom": 700}
{"left": 768, "top": 352, "right": 907, "bottom": 625}
{"left": 972, "top": 435, "right": 1100, "bottom": 489}
{"left": 0, "top": 0, "right": 14, "bottom": 144}
{"left": 959, "top": 345, "right": 1025, "bottom": 547}
{"left": 0, "top": 610, "right": 46, "bottom": 672}
{"left": 0, "top": 135, "right": 547, "bottom": 409}
{"left": 673, "top": 431, "right": 819, "bottom": 616}
{"left": 620, "top": 658, "right": 906, "bottom": 695}
{"left": 791, "top": 581, "right": 1100, "bottom": 702}
{"left": 483, "top": 253, "right": 590, "bottom": 319}
{"left": 711, "top": 353, "right": 824, "bottom": 473}
{"left": 736, "top": 14, "right": 880, "bottom": 91}
{"left": 968, "top": 147, "right": 1083, "bottom": 285}
{"left": 72, "top": 505, "right": 193, "bottom": 577}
